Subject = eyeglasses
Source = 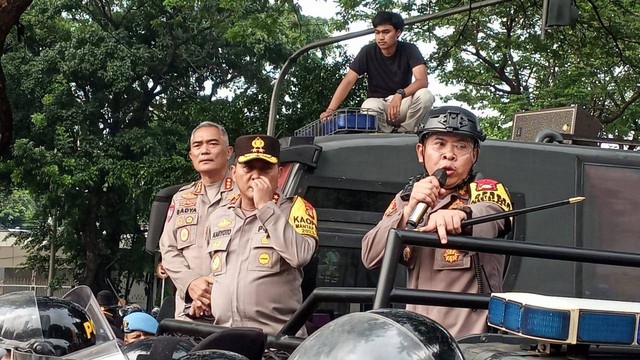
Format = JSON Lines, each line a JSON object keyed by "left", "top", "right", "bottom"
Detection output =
{"left": 426, "top": 138, "right": 474, "bottom": 156}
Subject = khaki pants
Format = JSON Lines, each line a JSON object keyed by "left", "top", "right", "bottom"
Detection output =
{"left": 362, "top": 88, "right": 435, "bottom": 133}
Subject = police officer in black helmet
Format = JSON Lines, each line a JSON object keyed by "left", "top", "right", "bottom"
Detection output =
{"left": 0, "top": 286, "right": 125, "bottom": 359}
{"left": 362, "top": 106, "right": 513, "bottom": 337}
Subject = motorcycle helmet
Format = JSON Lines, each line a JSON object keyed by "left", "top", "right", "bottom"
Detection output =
{"left": 418, "top": 106, "right": 486, "bottom": 143}
{"left": 0, "top": 292, "right": 96, "bottom": 356}
{"left": 288, "top": 309, "right": 464, "bottom": 360}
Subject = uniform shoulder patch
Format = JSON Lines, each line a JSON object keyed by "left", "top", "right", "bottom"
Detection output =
{"left": 469, "top": 178, "right": 512, "bottom": 211}
{"left": 166, "top": 204, "right": 175, "bottom": 222}
{"left": 288, "top": 196, "right": 318, "bottom": 239}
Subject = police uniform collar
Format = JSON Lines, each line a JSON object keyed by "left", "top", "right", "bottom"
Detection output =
{"left": 193, "top": 175, "right": 234, "bottom": 195}
{"left": 227, "top": 191, "right": 282, "bottom": 210}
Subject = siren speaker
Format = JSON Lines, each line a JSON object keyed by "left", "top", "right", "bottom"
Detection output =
{"left": 511, "top": 105, "right": 602, "bottom": 143}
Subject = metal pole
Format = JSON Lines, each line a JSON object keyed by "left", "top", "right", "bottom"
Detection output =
{"left": 541, "top": 0, "right": 549, "bottom": 40}
{"left": 267, "top": 0, "right": 513, "bottom": 136}
{"left": 47, "top": 210, "right": 57, "bottom": 296}
{"left": 372, "top": 229, "right": 403, "bottom": 309}
{"left": 400, "top": 231, "right": 640, "bottom": 268}
{"left": 161, "top": 278, "right": 165, "bottom": 305}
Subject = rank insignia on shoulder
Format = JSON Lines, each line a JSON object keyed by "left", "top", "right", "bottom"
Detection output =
{"left": 469, "top": 178, "right": 512, "bottom": 212}
{"left": 224, "top": 177, "right": 234, "bottom": 191}
{"left": 385, "top": 199, "right": 398, "bottom": 217}
{"left": 194, "top": 181, "right": 203, "bottom": 194}
{"left": 448, "top": 199, "right": 465, "bottom": 210}
{"left": 272, "top": 193, "right": 281, "bottom": 203}
{"left": 228, "top": 193, "right": 241, "bottom": 205}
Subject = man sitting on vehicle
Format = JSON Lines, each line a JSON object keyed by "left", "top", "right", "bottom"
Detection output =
{"left": 320, "top": 11, "right": 435, "bottom": 133}
{"left": 362, "top": 106, "right": 512, "bottom": 337}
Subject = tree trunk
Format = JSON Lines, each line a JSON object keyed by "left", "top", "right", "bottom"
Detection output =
{"left": 0, "top": 0, "right": 34, "bottom": 157}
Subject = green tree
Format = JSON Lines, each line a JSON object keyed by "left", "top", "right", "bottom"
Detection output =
{"left": 0, "top": 0, "right": 33, "bottom": 156}
{"left": 3, "top": 0, "right": 348, "bottom": 295}
{"left": 336, "top": 0, "right": 640, "bottom": 139}
{"left": 0, "top": 188, "right": 36, "bottom": 229}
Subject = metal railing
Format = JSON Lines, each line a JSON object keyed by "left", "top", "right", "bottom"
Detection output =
{"left": 157, "top": 230, "right": 640, "bottom": 351}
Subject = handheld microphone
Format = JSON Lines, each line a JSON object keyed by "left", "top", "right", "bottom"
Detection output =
{"left": 405, "top": 168, "right": 447, "bottom": 230}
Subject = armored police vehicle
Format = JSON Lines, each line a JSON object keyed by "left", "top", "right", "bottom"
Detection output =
{"left": 144, "top": 105, "right": 640, "bottom": 359}
{"left": 142, "top": 2, "right": 640, "bottom": 358}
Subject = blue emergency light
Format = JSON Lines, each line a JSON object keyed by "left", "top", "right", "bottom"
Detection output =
{"left": 488, "top": 293, "right": 640, "bottom": 346}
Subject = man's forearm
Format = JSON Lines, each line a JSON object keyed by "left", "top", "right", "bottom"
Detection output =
{"left": 403, "top": 78, "right": 428, "bottom": 97}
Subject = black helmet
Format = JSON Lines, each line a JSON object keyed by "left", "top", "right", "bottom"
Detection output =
{"left": 0, "top": 292, "right": 96, "bottom": 356}
{"left": 289, "top": 309, "right": 464, "bottom": 360}
{"left": 418, "top": 106, "right": 486, "bottom": 143}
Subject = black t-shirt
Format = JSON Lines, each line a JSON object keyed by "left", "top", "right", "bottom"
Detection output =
{"left": 349, "top": 41, "right": 425, "bottom": 98}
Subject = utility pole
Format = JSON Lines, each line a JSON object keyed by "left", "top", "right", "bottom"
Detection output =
{"left": 47, "top": 209, "right": 57, "bottom": 296}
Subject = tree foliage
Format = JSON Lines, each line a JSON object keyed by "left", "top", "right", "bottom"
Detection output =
{"left": 0, "top": 0, "right": 34, "bottom": 156}
{"left": 0, "top": 188, "right": 36, "bottom": 229}
{"left": 335, "top": 0, "right": 640, "bottom": 140}
{"left": 2, "top": 0, "right": 349, "bottom": 295}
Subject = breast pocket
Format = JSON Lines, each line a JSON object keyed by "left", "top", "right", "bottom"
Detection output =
{"left": 209, "top": 236, "right": 231, "bottom": 276}
{"left": 249, "top": 233, "right": 281, "bottom": 273}
{"left": 175, "top": 214, "right": 199, "bottom": 250}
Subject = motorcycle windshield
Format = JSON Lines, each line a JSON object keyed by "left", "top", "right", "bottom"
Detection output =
{"left": 0, "top": 287, "right": 126, "bottom": 360}
{"left": 62, "top": 286, "right": 117, "bottom": 344}
{"left": 0, "top": 291, "right": 45, "bottom": 351}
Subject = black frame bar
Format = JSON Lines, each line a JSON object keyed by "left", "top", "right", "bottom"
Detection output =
{"left": 373, "top": 230, "right": 640, "bottom": 309}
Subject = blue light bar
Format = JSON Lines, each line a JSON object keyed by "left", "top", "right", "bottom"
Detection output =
{"left": 488, "top": 297, "right": 506, "bottom": 326}
{"left": 578, "top": 311, "right": 636, "bottom": 345}
{"left": 520, "top": 305, "right": 570, "bottom": 341}
{"left": 503, "top": 301, "right": 522, "bottom": 331}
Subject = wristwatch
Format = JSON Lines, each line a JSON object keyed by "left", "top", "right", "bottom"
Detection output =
{"left": 460, "top": 206, "right": 473, "bottom": 220}
{"left": 396, "top": 88, "right": 406, "bottom": 98}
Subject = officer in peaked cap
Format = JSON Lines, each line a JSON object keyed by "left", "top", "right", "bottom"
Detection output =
{"left": 160, "top": 122, "right": 238, "bottom": 322}
{"left": 234, "top": 134, "right": 280, "bottom": 164}
{"left": 362, "top": 106, "right": 512, "bottom": 338}
{"left": 190, "top": 134, "right": 318, "bottom": 337}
